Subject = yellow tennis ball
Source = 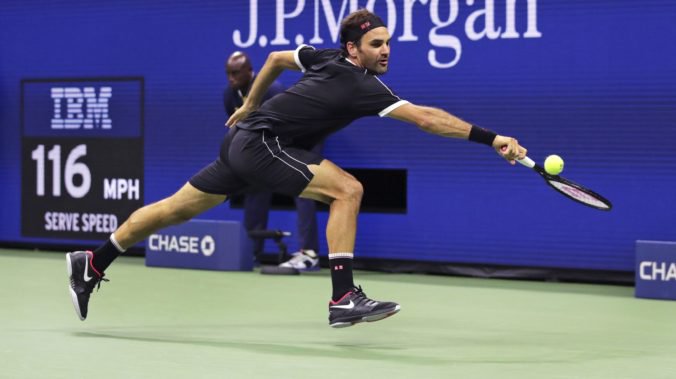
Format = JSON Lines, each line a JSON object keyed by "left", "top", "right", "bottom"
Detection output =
{"left": 544, "top": 154, "right": 564, "bottom": 175}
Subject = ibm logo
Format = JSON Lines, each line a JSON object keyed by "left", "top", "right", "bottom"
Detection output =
{"left": 51, "top": 87, "right": 112, "bottom": 129}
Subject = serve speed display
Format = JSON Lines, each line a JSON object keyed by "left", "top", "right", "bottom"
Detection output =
{"left": 21, "top": 78, "right": 144, "bottom": 240}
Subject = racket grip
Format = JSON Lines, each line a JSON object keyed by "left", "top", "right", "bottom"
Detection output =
{"left": 517, "top": 156, "right": 535, "bottom": 168}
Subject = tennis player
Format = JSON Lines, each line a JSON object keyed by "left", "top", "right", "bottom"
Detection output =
{"left": 66, "top": 9, "right": 527, "bottom": 328}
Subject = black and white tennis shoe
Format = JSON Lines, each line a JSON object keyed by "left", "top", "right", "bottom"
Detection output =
{"left": 328, "top": 285, "right": 400, "bottom": 328}
{"left": 66, "top": 251, "right": 107, "bottom": 321}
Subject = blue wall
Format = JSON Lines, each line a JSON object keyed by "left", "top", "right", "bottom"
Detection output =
{"left": 1, "top": 0, "right": 675, "bottom": 270}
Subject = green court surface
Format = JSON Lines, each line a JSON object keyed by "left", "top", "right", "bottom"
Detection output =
{"left": 1, "top": 248, "right": 675, "bottom": 379}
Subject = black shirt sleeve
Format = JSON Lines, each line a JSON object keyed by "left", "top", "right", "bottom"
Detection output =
{"left": 355, "top": 76, "right": 408, "bottom": 117}
{"left": 295, "top": 45, "right": 341, "bottom": 72}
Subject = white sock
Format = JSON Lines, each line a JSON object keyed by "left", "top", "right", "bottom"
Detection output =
{"left": 109, "top": 233, "right": 126, "bottom": 253}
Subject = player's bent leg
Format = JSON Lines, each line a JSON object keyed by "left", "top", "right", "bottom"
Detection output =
{"left": 300, "top": 160, "right": 400, "bottom": 327}
{"left": 114, "top": 182, "right": 226, "bottom": 249}
{"left": 300, "top": 159, "right": 363, "bottom": 253}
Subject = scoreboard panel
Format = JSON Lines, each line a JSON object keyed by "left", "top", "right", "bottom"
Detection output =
{"left": 21, "top": 78, "right": 144, "bottom": 240}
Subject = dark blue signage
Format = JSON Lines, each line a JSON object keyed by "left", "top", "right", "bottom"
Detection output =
{"left": 21, "top": 78, "right": 144, "bottom": 240}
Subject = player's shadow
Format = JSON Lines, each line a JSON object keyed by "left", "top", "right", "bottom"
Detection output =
{"left": 72, "top": 328, "right": 586, "bottom": 365}
{"left": 72, "top": 328, "right": 451, "bottom": 365}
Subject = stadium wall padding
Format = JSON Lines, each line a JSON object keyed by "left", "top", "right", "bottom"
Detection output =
{"left": 1, "top": 0, "right": 675, "bottom": 270}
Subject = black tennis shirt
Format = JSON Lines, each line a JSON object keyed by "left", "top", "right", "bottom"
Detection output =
{"left": 236, "top": 45, "right": 409, "bottom": 149}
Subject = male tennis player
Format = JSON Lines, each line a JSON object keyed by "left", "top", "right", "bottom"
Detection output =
{"left": 66, "top": 9, "right": 527, "bottom": 328}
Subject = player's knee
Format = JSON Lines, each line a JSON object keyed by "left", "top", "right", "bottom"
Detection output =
{"left": 341, "top": 178, "right": 363, "bottom": 203}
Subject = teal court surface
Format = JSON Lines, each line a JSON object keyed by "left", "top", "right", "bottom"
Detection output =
{"left": 1, "top": 248, "right": 675, "bottom": 379}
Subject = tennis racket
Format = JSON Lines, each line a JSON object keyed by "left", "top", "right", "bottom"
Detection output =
{"left": 516, "top": 156, "right": 612, "bottom": 211}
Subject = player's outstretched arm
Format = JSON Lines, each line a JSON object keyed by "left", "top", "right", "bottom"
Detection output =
{"left": 386, "top": 102, "right": 527, "bottom": 164}
{"left": 226, "top": 50, "right": 298, "bottom": 127}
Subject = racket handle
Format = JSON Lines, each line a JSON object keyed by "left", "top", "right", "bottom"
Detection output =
{"left": 517, "top": 156, "right": 535, "bottom": 168}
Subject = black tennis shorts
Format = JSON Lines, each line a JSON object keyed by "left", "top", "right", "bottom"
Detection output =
{"left": 189, "top": 127, "right": 324, "bottom": 197}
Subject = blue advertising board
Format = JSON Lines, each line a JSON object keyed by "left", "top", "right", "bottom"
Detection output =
{"left": 635, "top": 241, "right": 676, "bottom": 300}
{"left": 1, "top": 1, "right": 675, "bottom": 271}
{"left": 146, "top": 220, "right": 253, "bottom": 271}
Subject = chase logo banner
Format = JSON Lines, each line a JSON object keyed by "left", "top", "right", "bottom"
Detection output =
{"left": 635, "top": 240, "right": 676, "bottom": 301}
{"left": 145, "top": 220, "right": 253, "bottom": 271}
{"left": 21, "top": 77, "right": 144, "bottom": 240}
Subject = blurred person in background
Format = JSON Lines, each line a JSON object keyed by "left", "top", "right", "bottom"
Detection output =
{"left": 224, "top": 51, "right": 322, "bottom": 271}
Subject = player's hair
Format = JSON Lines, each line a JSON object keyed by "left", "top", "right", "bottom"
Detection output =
{"left": 339, "top": 9, "right": 384, "bottom": 56}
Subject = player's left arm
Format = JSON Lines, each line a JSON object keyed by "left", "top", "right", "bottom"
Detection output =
{"left": 226, "top": 51, "right": 298, "bottom": 127}
{"left": 386, "top": 102, "right": 526, "bottom": 163}
{"left": 387, "top": 103, "right": 472, "bottom": 138}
